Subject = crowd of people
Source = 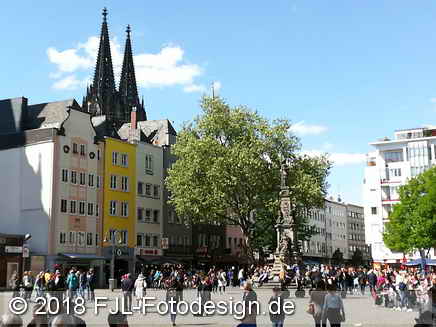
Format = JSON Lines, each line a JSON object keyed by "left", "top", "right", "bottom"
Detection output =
{"left": 4, "top": 263, "right": 436, "bottom": 327}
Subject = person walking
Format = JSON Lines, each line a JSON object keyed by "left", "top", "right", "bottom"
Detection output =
{"left": 268, "top": 286, "right": 285, "bottom": 327}
{"left": 218, "top": 270, "right": 227, "bottom": 295}
{"left": 166, "top": 277, "right": 182, "bottom": 326}
{"left": 121, "top": 273, "right": 134, "bottom": 312}
{"left": 238, "top": 281, "right": 258, "bottom": 327}
{"left": 134, "top": 273, "right": 147, "bottom": 308}
{"left": 34, "top": 272, "right": 45, "bottom": 299}
{"left": 322, "top": 284, "right": 345, "bottom": 327}
{"left": 9, "top": 272, "right": 20, "bottom": 298}
{"left": 86, "top": 269, "right": 96, "bottom": 301}
{"left": 66, "top": 269, "right": 79, "bottom": 301}
{"left": 309, "top": 280, "right": 327, "bottom": 327}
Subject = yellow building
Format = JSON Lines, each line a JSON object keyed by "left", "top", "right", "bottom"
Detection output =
{"left": 102, "top": 137, "right": 136, "bottom": 275}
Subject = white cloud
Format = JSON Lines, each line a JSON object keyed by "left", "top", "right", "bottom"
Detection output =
{"left": 289, "top": 121, "right": 328, "bottom": 136}
{"left": 430, "top": 98, "right": 436, "bottom": 103}
{"left": 52, "top": 75, "right": 86, "bottom": 90}
{"left": 184, "top": 84, "right": 206, "bottom": 93}
{"left": 212, "top": 81, "right": 222, "bottom": 92}
{"left": 303, "top": 150, "right": 366, "bottom": 166}
{"left": 47, "top": 36, "right": 204, "bottom": 92}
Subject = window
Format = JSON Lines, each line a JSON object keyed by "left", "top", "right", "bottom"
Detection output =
{"left": 137, "top": 208, "right": 144, "bottom": 222}
{"left": 80, "top": 172, "right": 86, "bottom": 186}
{"left": 97, "top": 176, "right": 101, "bottom": 188}
{"left": 109, "top": 201, "right": 117, "bottom": 216}
{"left": 112, "top": 152, "right": 118, "bottom": 165}
{"left": 96, "top": 204, "right": 99, "bottom": 217}
{"left": 69, "top": 231, "right": 76, "bottom": 244}
{"left": 121, "top": 176, "right": 129, "bottom": 192}
{"left": 71, "top": 171, "right": 77, "bottom": 184}
{"left": 384, "top": 150, "right": 403, "bottom": 163}
{"left": 73, "top": 143, "right": 78, "bottom": 154}
{"left": 79, "top": 201, "right": 85, "bottom": 215}
{"left": 59, "top": 232, "right": 66, "bottom": 244}
{"left": 80, "top": 144, "right": 86, "bottom": 156}
{"left": 153, "top": 235, "right": 159, "bottom": 248}
{"left": 88, "top": 174, "right": 94, "bottom": 187}
{"left": 62, "top": 169, "right": 68, "bottom": 182}
{"left": 121, "top": 202, "right": 129, "bottom": 217}
{"left": 97, "top": 150, "right": 101, "bottom": 160}
{"left": 145, "top": 234, "right": 151, "bottom": 247}
{"left": 168, "top": 210, "right": 174, "bottom": 223}
{"left": 153, "top": 185, "right": 160, "bottom": 199}
{"left": 121, "top": 154, "right": 128, "bottom": 167}
{"left": 70, "top": 200, "right": 77, "bottom": 214}
{"left": 86, "top": 232, "right": 93, "bottom": 246}
{"left": 138, "top": 182, "right": 144, "bottom": 195}
{"left": 77, "top": 232, "right": 85, "bottom": 246}
{"left": 145, "top": 183, "right": 151, "bottom": 196}
{"left": 153, "top": 210, "right": 160, "bottom": 223}
{"left": 137, "top": 234, "right": 143, "bottom": 247}
{"left": 371, "top": 207, "right": 377, "bottom": 215}
{"left": 61, "top": 199, "right": 67, "bottom": 213}
{"left": 120, "top": 231, "right": 127, "bottom": 245}
{"left": 95, "top": 234, "right": 99, "bottom": 247}
{"left": 145, "top": 209, "right": 152, "bottom": 222}
{"left": 145, "top": 154, "right": 153, "bottom": 174}
{"left": 87, "top": 203, "right": 94, "bottom": 216}
{"left": 110, "top": 175, "right": 117, "bottom": 189}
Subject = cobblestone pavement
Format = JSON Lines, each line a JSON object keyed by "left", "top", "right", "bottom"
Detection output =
{"left": 0, "top": 288, "right": 418, "bottom": 327}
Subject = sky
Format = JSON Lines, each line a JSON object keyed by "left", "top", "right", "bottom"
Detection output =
{"left": 2, "top": 0, "right": 436, "bottom": 205}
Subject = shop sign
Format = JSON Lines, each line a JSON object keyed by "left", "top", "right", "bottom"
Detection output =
{"left": 139, "top": 248, "right": 162, "bottom": 256}
{"left": 5, "top": 246, "right": 22, "bottom": 253}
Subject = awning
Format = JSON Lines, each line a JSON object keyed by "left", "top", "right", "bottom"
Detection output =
{"left": 137, "top": 256, "right": 185, "bottom": 265}
{"left": 59, "top": 253, "right": 106, "bottom": 260}
{"left": 405, "top": 258, "right": 436, "bottom": 266}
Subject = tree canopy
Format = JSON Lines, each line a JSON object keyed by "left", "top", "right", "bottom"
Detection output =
{"left": 383, "top": 166, "right": 436, "bottom": 258}
{"left": 166, "top": 96, "right": 330, "bottom": 260}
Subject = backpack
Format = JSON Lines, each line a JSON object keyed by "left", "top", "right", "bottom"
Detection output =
{"left": 399, "top": 282, "right": 406, "bottom": 291}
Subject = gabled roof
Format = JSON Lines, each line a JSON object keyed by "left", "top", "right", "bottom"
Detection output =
{"left": 91, "top": 115, "right": 120, "bottom": 140}
{"left": 118, "top": 119, "right": 177, "bottom": 145}
{"left": 25, "top": 99, "right": 80, "bottom": 130}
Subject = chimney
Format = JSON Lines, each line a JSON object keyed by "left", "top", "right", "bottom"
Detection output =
{"left": 129, "top": 106, "right": 140, "bottom": 144}
{"left": 131, "top": 106, "right": 137, "bottom": 130}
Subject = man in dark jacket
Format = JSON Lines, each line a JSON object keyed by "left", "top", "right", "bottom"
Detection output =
{"left": 269, "top": 287, "right": 285, "bottom": 327}
{"left": 367, "top": 270, "right": 377, "bottom": 295}
{"left": 121, "top": 274, "right": 134, "bottom": 311}
{"left": 87, "top": 269, "right": 97, "bottom": 301}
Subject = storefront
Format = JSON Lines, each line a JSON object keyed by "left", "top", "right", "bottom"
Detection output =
{"left": 55, "top": 253, "right": 106, "bottom": 287}
{"left": 0, "top": 233, "right": 25, "bottom": 289}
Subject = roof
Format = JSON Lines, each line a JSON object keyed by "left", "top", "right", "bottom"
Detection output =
{"left": 25, "top": 99, "right": 79, "bottom": 130}
{"left": 91, "top": 115, "right": 120, "bottom": 139}
{"left": 0, "top": 97, "right": 28, "bottom": 135}
{"left": 118, "top": 119, "right": 177, "bottom": 145}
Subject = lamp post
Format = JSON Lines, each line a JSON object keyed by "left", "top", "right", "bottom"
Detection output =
{"left": 103, "top": 230, "right": 123, "bottom": 291}
{"left": 22, "top": 234, "right": 31, "bottom": 274}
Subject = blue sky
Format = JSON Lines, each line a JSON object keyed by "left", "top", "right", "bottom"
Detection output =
{"left": 2, "top": 1, "right": 436, "bottom": 205}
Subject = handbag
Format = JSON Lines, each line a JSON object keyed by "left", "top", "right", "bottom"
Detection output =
{"left": 306, "top": 303, "right": 315, "bottom": 315}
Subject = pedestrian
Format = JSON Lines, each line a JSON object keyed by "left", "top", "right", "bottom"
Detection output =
{"left": 239, "top": 281, "right": 258, "bottom": 327}
{"left": 51, "top": 314, "right": 86, "bottom": 327}
{"left": 0, "top": 313, "right": 23, "bottom": 327}
{"left": 268, "top": 286, "right": 285, "bottom": 327}
{"left": 107, "top": 311, "right": 129, "bottom": 327}
{"left": 309, "top": 280, "right": 327, "bottom": 327}
{"left": 86, "top": 268, "right": 96, "bottom": 301}
{"left": 22, "top": 271, "right": 34, "bottom": 301}
{"left": 9, "top": 272, "right": 20, "bottom": 298}
{"left": 78, "top": 270, "right": 87, "bottom": 300}
{"left": 218, "top": 270, "right": 227, "bottom": 294}
{"left": 134, "top": 273, "right": 147, "bottom": 308}
{"left": 66, "top": 269, "right": 79, "bottom": 301}
{"left": 34, "top": 272, "right": 45, "bottom": 299}
{"left": 121, "top": 273, "right": 134, "bottom": 312}
{"left": 166, "top": 277, "right": 182, "bottom": 326}
{"left": 27, "top": 304, "right": 49, "bottom": 327}
{"left": 322, "top": 284, "right": 345, "bottom": 327}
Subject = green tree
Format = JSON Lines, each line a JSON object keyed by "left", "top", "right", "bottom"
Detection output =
{"left": 383, "top": 166, "right": 436, "bottom": 260}
{"left": 166, "top": 96, "right": 330, "bottom": 260}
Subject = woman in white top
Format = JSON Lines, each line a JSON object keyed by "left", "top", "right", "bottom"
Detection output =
{"left": 218, "top": 270, "right": 227, "bottom": 294}
{"left": 322, "top": 284, "right": 345, "bottom": 327}
{"left": 134, "top": 274, "right": 147, "bottom": 307}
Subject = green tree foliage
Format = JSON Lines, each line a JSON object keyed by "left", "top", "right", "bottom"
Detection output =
{"left": 166, "top": 96, "right": 330, "bottom": 260}
{"left": 351, "top": 248, "right": 364, "bottom": 267}
{"left": 383, "top": 166, "right": 436, "bottom": 258}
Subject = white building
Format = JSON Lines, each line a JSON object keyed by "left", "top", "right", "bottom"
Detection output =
{"left": 364, "top": 127, "right": 436, "bottom": 263}
{"left": 0, "top": 97, "right": 105, "bottom": 281}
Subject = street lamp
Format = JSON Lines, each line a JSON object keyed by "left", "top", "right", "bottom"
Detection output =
{"left": 103, "top": 230, "right": 123, "bottom": 291}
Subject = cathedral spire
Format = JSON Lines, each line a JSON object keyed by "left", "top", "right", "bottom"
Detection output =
{"left": 119, "top": 25, "right": 146, "bottom": 121}
{"left": 92, "top": 7, "right": 116, "bottom": 113}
